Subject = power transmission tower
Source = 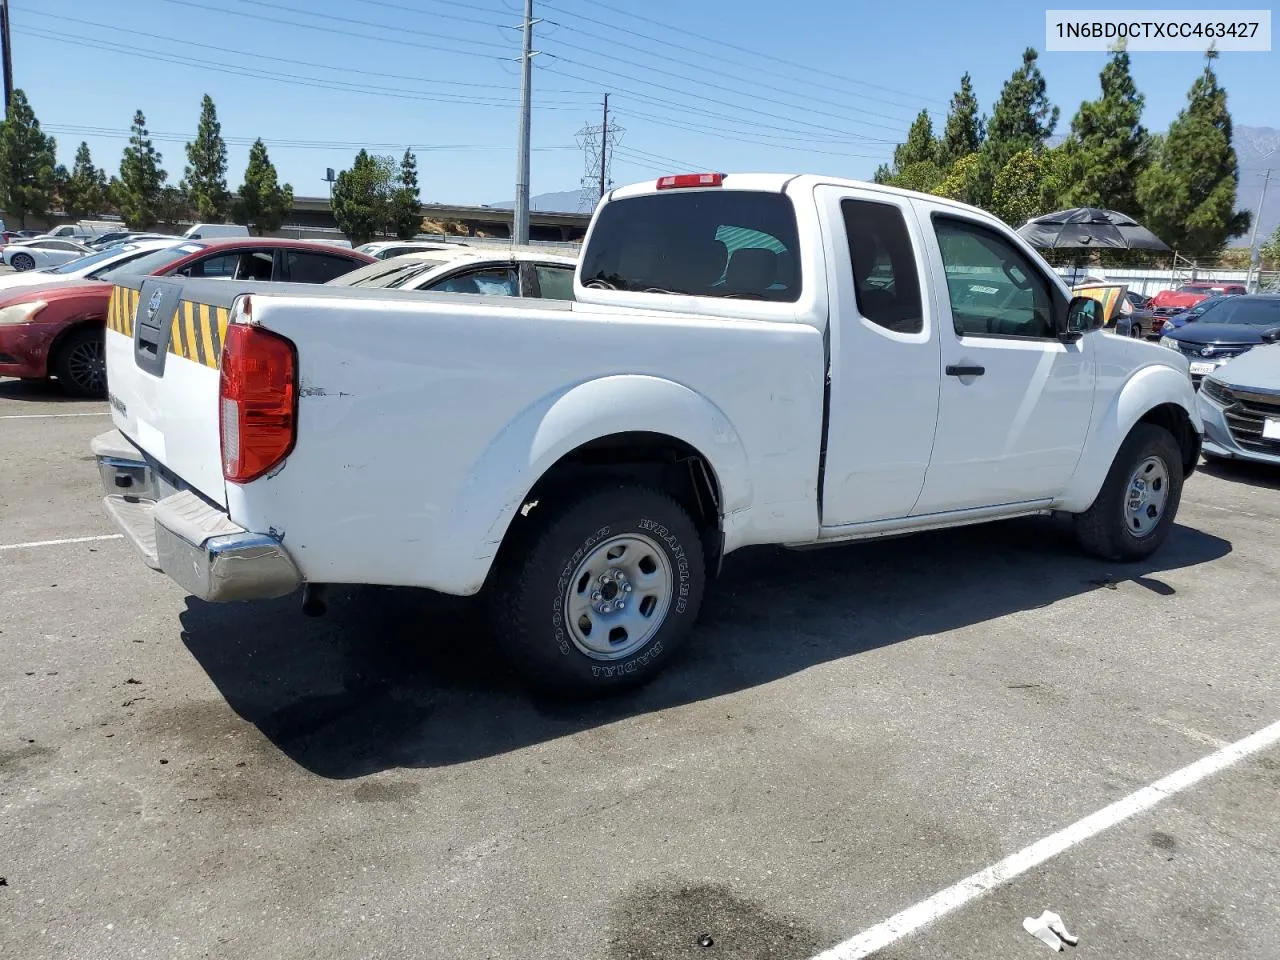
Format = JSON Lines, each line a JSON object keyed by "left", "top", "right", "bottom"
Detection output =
{"left": 512, "top": 0, "right": 539, "bottom": 245}
{"left": 1245, "top": 168, "right": 1272, "bottom": 292}
{"left": 575, "top": 95, "right": 623, "bottom": 212}
{"left": 1, "top": 0, "right": 14, "bottom": 119}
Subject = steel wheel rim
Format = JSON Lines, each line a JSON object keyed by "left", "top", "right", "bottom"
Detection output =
{"left": 1124, "top": 455, "right": 1169, "bottom": 538}
{"left": 12, "top": 254, "right": 34, "bottom": 271}
{"left": 564, "top": 533, "right": 673, "bottom": 660}
{"left": 67, "top": 336, "right": 107, "bottom": 393}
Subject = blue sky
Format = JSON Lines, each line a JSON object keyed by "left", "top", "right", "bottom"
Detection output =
{"left": 10, "top": 0, "right": 1277, "bottom": 207}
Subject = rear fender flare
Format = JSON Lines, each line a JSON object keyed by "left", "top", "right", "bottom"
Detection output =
{"left": 442, "top": 375, "right": 753, "bottom": 560}
{"left": 1060, "top": 363, "right": 1201, "bottom": 513}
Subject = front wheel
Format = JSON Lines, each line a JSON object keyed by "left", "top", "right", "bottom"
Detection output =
{"left": 10, "top": 252, "right": 35, "bottom": 271}
{"left": 1072, "top": 424, "right": 1184, "bottom": 561}
{"left": 492, "top": 484, "right": 706, "bottom": 697}
{"left": 53, "top": 326, "right": 108, "bottom": 397}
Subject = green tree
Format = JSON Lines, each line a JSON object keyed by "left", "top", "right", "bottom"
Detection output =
{"left": 977, "top": 48, "right": 1059, "bottom": 207}
{"left": 1260, "top": 225, "right": 1280, "bottom": 270}
{"left": 61, "top": 141, "right": 109, "bottom": 220}
{"left": 117, "top": 110, "right": 167, "bottom": 229}
{"left": 872, "top": 163, "right": 893, "bottom": 185}
{"left": 990, "top": 147, "right": 1072, "bottom": 226}
{"left": 156, "top": 185, "right": 191, "bottom": 229}
{"left": 894, "top": 160, "right": 945, "bottom": 194}
{"left": 182, "top": 94, "right": 229, "bottom": 221}
{"left": 390, "top": 148, "right": 421, "bottom": 240}
{"left": 1065, "top": 43, "right": 1148, "bottom": 214}
{"left": 232, "top": 138, "right": 293, "bottom": 236}
{"left": 1136, "top": 50, "right": 1251, "bottom": 258}
{"left": 330, "top": 149, "right": 396, "bottom": 245}
{"left": 893, "top": 110, "right": 938, "bottom": 171}
{"left": 939, "top": 73, "right": 984, "bottom": 169}
{"left": 934, "top": 153, "right": 984, "bottom": 206}
{"left": 0, "top": 89, "right": 58, "bottom": 227}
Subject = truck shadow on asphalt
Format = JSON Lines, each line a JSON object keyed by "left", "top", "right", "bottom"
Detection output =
{"left": 0, "top": 377, "right": 92, "bottom": 403}
{"left": 177, "top": 516, "right": 1231, "bottom": 779}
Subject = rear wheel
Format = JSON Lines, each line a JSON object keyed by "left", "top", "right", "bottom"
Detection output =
{"left": 10, "top": 252, "right": 35, "bottom": 271}
{"left": 492, "top": 484, "right": 706, "bottom": 697}
{"left": 1129, "top": 321, "right": 1143, "bottom": 338}
{"left": 1072, "top": 424, "right": 1184, "bottom": 561}
{"left": 53, "top": 327, "right": 107, "bottom": 397}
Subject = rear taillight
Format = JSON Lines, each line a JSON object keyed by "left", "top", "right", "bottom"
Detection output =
{"left": 656, "top": 173, "right": 724, "bottom": 189}
{"left": 219, "top": 320, "right": 297, "bottom": 484}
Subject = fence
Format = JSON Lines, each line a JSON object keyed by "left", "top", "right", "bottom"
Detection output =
{"left": 1051, "top": 265, "right": 1279, "bottom": 296}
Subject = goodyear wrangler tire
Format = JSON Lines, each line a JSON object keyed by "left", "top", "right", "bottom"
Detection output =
{"left": 494, "top": 484, "right": 706, "bottom": 697}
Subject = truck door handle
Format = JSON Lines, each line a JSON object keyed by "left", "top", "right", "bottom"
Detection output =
{"left": 945, "top": 365, "right": 985, "bottom": 377}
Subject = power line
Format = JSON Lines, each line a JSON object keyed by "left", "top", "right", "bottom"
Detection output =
{"left": 224, "top": 0, "right": 513, "bottom": 52}
{"left": 542, "top": 62, "right": 899, "bottom": 145}
{"left": 347, "top": 0, "right": 512, "bottom": 29}
{"left": 16, "top": 27, "right": 587, "bottom": 110}
{"left": 539, "top": 17, "right": 934, "bottom": 126}
{"left": 613, "top": 109, "right": 892, "bottom": 161}
{"left": 21, "top": 9, "right": 595, "bottom": 96}
{"left": 576, "top": 94, "right": 622, "bottom": 209}
{"left": 541, "top": 0, "right": 947, "bottom": 108}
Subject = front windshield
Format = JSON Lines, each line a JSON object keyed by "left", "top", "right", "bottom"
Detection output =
{"left": 97, "top": 243, "right": 203, "bottom": 282}
{"left": 326, "top": 258, "right": 446, "bottom": 288}
{"left": 1195, "top": 298, "right": 1280, "bottom": 326}
{"left": 1176, "top": 285, "right": 1212, "bottom": 294}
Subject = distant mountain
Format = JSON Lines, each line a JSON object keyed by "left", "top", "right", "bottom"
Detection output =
{"left": 488, "top": 189, "right": 591, "bottom": 214}
{"left": 1236, "top": 126, "right": 1279, "bottom": 244}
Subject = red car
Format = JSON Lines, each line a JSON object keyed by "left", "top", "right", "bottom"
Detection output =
{"left": 1148, "top": 282, "right": 1249, "bottom": 335}
{"left": 0, "top": 238, "right": 373, "bottom": 396}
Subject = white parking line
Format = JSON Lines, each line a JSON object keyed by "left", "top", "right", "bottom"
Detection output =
{"left": 0, "top": 411, "right": 110, "bottom": 420}
{"left": 0, "top": 534, "right": 123, "bottom": 551}
{"left": 811, "top": 717, "right": 1280, "bottom": 960}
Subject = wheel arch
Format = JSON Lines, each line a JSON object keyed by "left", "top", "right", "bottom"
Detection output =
{"left": 1060, "top": 364, "right": 1203, "bottom": 513}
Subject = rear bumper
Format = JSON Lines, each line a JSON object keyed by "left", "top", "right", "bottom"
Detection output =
{"left": 93, "top": 429, "right": 301, "bottom": 602}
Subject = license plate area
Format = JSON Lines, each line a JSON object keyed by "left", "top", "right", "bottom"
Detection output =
{"left": 1263, "top": 418, "right": 1280, "bottom": 441}
{"left": 1189, "top": 361, "right": 1217, "bottom": 376}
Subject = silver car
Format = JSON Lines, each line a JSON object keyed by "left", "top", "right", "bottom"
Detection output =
{"left": 1197, "top": 339, "right": 1280, "bottom": 465}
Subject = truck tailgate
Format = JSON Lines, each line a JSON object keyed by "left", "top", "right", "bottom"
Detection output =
{"left": 105, "top": 277, "right": 236, "bottom": 507}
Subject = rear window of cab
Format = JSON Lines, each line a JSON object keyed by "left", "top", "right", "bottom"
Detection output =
{"left": 579, "top": 190, "right": 801, "bottom": 303}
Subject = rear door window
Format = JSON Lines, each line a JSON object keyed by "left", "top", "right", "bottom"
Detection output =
{"left": 579, "top": 190, "right": 801, "bottom": 302}
{"left": 840, "top": 199, "right": 923, "bottom": 334}
{"left": 427, "top": 266, "right": 519, "bottom": 296}
{"left": 534, "top": 264, "right": 575, "bottom": 300}
{"left": 287, "top": 251, "right": 361, "bottom": 283}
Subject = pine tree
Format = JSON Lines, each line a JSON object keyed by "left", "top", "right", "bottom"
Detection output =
{"left": 62, "top": 142, "right": 109, "bottom": 220}
{"left": 233, "top": 138, "right": 293, "bottom": 236}
{"left": 977, "top": 48, "right": 1059, "bottom": 206}
{"left": 872, "top": 163, "right": 893, "bottom": 185}
{"left": 157, "top": 186, "right": 192, "bottom": 229}
{"left": 1136, "top": 50, "right": 1251, "bottom": 258}
{"left": 331, "top": 149, "right": 395, "bottom": 246}
{"left": 0, "top": 90, "right": 58, "bottom": 227}
{"left": 939, "top": 73, "right": 984, "bottom": 168}
{"left": 390, "top": 148, "right": 421, "bottom": 240}
{"left": 1065, "top": 44, "right": 1149, "bottom": 214}
{"left": 894, "top": 110, "right": 938, "bottom": 170}
{"left": 117, "top": 110, "right": 167, "bottom": 229}
{"left": 182, "top": 95, "right": 230, "bottom": 222}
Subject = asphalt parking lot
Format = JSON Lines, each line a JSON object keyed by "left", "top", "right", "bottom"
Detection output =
{"left": 2, "top": 377, "right": 1278, "bottom": 960}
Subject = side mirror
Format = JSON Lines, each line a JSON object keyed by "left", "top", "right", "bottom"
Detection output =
{"left": 1060, "top": 295, "right": 1103, "bottom": 342}
{"left": 1261, "top": 326, "right": 1280, "bottom": 345}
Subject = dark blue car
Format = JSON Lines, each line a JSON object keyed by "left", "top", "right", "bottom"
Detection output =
{"left": 1160, "top": 294, "right": 1238, "bottom": 331}
{"left": 1159, "top": 295, "right": 1280, "bottom": 386}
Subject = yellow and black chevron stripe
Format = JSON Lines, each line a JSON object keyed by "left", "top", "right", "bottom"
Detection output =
{"left": 106, "top": 285, "right": 139, "bottom": 338}
{"left": 105, "top": 285, "right": 232, "bottom": 370}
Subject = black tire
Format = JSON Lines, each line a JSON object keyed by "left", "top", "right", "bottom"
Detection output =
{"left": 1129, "top": 321, "right": 1143, "bottom": 338}
{"left": 1072, "top": 423, "right": 1184, "bottom": 562}
{"left": 492, "top": 484, "right": 706, "bottom": 697}
{"left": 53, "top": 326, "right": 108, "bottom": 397}
{"left": 10, "top": 252, "right": 35, "bottom": 271}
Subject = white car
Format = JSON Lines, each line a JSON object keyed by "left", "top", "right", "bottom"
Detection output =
{"left": 3, "top": 237, "right": 94, "bottom": 271}
{"left": 328, "top": 248, "right": 578, "bottom": 298}
{"left": 0, "top": 238, "right": 182, "bottom": 292}
{"left": 355, "top": 239, "right": 465, "bottom": 260}
{"left": 96, "top": 172, "right": 1202, "bottom": 697}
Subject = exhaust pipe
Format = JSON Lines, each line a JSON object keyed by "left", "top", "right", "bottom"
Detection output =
{"left": 301, "top": 583, "right": 328, "bottom": 617}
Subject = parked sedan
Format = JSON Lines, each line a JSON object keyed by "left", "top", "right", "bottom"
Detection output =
{"left": 1159, "top": 294, "right": 1239, "bottom": 331}
{"left": 355, "top": 239, "right": 465, "bottom": 260}
{"left": 328, "top": 249, "right": 577, "bottom": 298}
{"left": 0, "top": 239, "right": 180, "bottom": 293}
{"left": 0, "top": 238, "right": 373, "bottom": 396}
{"left": 1197, "top": 340, "right": 1280, "bottom": 465}
{"left": 1158, "top": 295, "right": 1280, "bottom": 387}
{"left": 3, "top": 237, "right": 93, "bottom": 271}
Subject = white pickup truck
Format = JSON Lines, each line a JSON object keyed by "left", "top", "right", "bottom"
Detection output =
{"left": 94, "top": 173, "right": 1202, "bottom": 695}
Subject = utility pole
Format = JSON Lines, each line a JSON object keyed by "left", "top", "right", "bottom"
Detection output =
{"left": 513, "top": 0, "right": 537, "bottom": 245}
{"left": 1245, "top": 168, "right": 1271, "bottom": 293}
{"left": 598, "top": 94, "right": 609, "bottom": 199}
{"left": 1, "top": 0, "right": 14, "bottom": 120}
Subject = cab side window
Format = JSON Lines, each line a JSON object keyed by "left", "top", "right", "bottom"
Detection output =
{"left": 534, "top": 264, "right": 575, "bottom": 300}
{"left": 933, "top": 216, "right": 1056, "bottom": 339}
{"left": 840, "top": 199, "right": 924, "bottom": 334}
{"left": 428, "top": 266, "right": 519, "bottom": 296}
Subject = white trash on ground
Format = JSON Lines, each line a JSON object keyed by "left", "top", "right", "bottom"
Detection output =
{"left": 1022, "top": 910, "right": 1079, "bottom": 951}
